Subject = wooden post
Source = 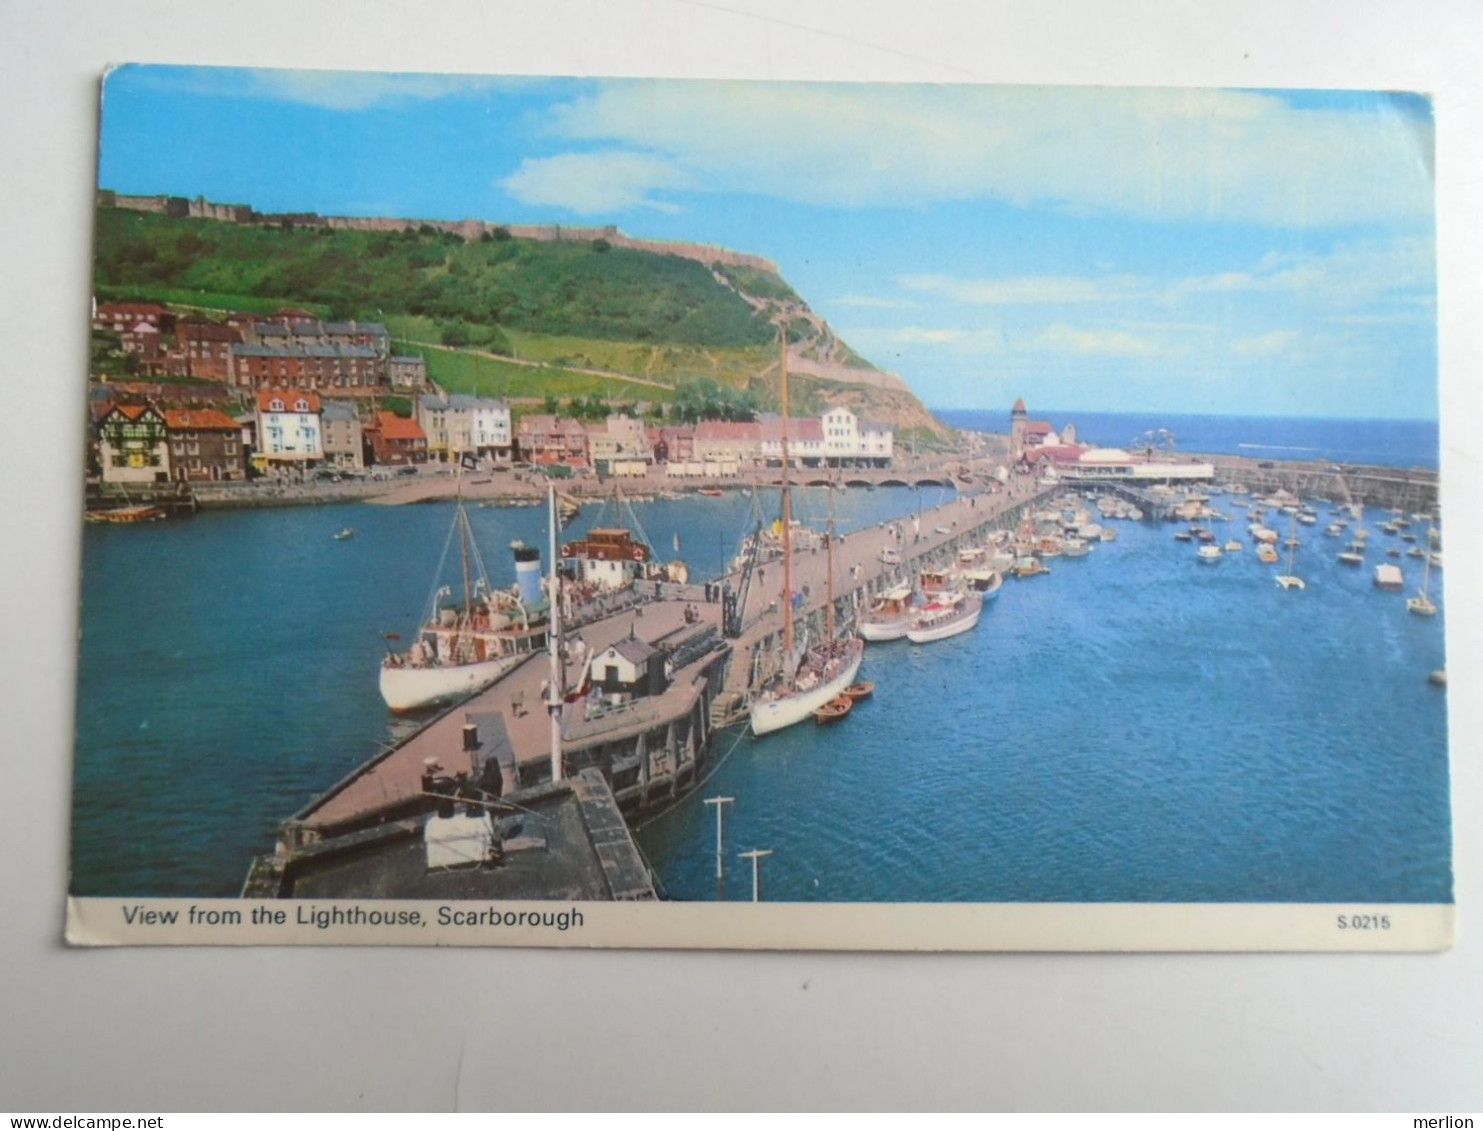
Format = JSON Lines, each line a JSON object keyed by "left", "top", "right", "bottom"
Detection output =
{"left": 739, "top": 848, "right": 773, "bottom": 902}
{"left": 703, "top": 796, "right": 734, "bottom": 900}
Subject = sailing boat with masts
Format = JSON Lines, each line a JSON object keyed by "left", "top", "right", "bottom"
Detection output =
{"left": 1275, "top": 511, "right": 1305, "bottom": 590}
{"left": 749, "top": 332, "right": 864, "bottom": 737}
{"left": 1407, "top": 519, "right": 1437, "bottom": 616}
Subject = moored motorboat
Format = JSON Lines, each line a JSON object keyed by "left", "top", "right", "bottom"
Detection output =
{"left": 844, "top": 681, "right": 875, "bottom": 700}
{"left": 859, "top": 583, "right": 915, "bottom": 642}
{"left": 906, "top": 589, "right": 984, "bottom": 644}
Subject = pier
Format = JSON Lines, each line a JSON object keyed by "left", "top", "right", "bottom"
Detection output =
{"left": 247, "top": 471, "right": 1056, "bottom": 898}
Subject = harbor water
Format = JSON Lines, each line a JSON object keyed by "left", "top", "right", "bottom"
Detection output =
{"left": 72, "top": 473, "right": 1451, "bottom": 904}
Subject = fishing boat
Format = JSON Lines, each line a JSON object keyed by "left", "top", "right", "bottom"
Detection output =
{"left": 859, "top": 583, "right": 916, "bottom": 642}
{"left": 1257, "top": 544, "right": 1280, "bottom": 564}
{"left": 1062, "top": 537, "right": 1092, "bottom": 558}
{"left": 1407, "top": 526, "right": 1437, "bottom": 616}
{"left": 84, "top": 503, "right": 166, "bottom": 523}
{"left": 844, "top": 681, "right": 875, "bottom": 700}
{"left": 379, "top": 500, "right": 551, "bottom": 713}
{"left": 907, "top": 587, "right": 984, "bottom": 644}
{"left": 1275, "top": 513, "right": 1305, "bottom": 590}
{"left": 750, "top": 335, "right": 863, "bottom": 738}
{"left": 698, "top": 488, "right": 725, "bottom": 498}
{"left": 1225, "top": 540, "right": 1243, "bottom": 553}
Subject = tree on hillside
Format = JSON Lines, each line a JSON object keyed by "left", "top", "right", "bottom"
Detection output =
{"left": 542, "top": 394, "right": 560, "bottom": 415}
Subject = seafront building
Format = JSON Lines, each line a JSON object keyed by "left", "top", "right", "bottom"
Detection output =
{"left": 416, "top": 394, "right": 513, "bottom": 461}
{"left": 586, "top": 414, "right": 653, "bottom": 476}
{"left": 95, "top": 402, "right": 170, "bottom": 483}
{"left": 253, "top": 389, "right": 324, "bottom": 469}
{"left": 319, "top": 401, "right": 365, "bottom": 470}
{"left": 161, "top": 407, "right": 248, "bottom": 481}
{"left": 516, "top": 414, "right": 590, "bottom": 466}
{"left": 364, "top": 410, "right": 428, "bottom": 466}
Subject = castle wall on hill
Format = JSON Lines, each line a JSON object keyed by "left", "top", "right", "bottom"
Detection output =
{"left": 100, "top": 191, "right": 778, "bottom": 274}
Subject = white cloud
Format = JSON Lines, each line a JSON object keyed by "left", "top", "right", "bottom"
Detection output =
{"left": 1031, "top": 325, "right": 1167, "bottom": 358}
{"left": 500, "top": 151, "right": 692, "bottom": 214}
{"left": 896, "top": 236, "right": 1433, "bottom": 315}
{"left": 832, "top": 294, "right": 923, "bottom": 310}
{"left": 844, "top": 325, "right": 1005, "bottom": 353}
{"left": 531, "top": 81, "right": 1433, "bottom": 228}
{"left": 902, "top": 272, "right": 1149, "bottom": 305}
{"left": 1230, "top": 330, "right": 1301, "bottom": 357}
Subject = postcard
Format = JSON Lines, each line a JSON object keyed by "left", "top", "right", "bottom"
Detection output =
{"left": 66, "top": 66, "right": 1451, "bottom": 949}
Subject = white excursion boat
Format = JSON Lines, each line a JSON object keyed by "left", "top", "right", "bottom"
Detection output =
{"left": 750, "top": 332, "right": 864, "bottom": 737}
{"left": 380, "top": 502, "right": 550, "bottom": 713}
{"left": 1196, "top": 543, "right": 1223, "bottom": 564}
{"left": 860, "top": 583, "right": 916, "bottom": 642}
{"left": 907, "top": 588, "right": 984, "bottom": 644}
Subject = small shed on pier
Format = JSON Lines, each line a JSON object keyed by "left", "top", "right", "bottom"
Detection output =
{"left": 589, "top": 635, "right": 668, "bottom": 699}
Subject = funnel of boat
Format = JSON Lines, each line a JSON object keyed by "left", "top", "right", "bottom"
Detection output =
{"left": 511, "top": 540, "right": 543, "bottom": 605}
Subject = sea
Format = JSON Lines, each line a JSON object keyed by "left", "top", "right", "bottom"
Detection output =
{"left": 70, "top": 414, "right": 1451, "bottom": 904}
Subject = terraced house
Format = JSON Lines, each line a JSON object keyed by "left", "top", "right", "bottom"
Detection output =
{"left": 162, "top": 407, "right": 247, "bottom": 481}
{"left": 254, "top": 390, "right": 323, "bottom": 469}
{"left": 415, "top": 394, "right": 512, "bottom": 461}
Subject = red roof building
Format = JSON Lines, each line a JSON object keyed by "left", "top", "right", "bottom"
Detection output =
{"left": 161, "top": 407, "right": 248, "bottom": 481}
{"left": 366, "top": 411, "right": 428, "bottom": 466}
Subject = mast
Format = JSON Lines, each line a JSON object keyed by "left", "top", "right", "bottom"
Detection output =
{"left": 780, "top": 324, "right": 793, "bottom": 660}
{"left": 825, "top": 475, "right": 836, "bottom": 649}
{"left": 458, "top": 504, "right": 474, "bottom": 616}
{"left": 547, "top": 484, "right": 564, "bottom": 782}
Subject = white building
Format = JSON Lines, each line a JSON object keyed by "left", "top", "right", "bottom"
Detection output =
{"left": 1054, "top": 447, "right": 1215, "bottom": 483}
{"left": 820, "top": 405, "right": 893, "bottom": 467}
{"left": 417, "top": 394, "right": 512, "bottom": 460}
{"left": 758, "top": 415, "right": 825, "bottom": 467}
{"left": 254, "top": 390, "right": 323, "bottom": 466}
{"left": 859, "top": 419, "right": 894, "bottom": 465}
{"left": 822, "top": 406, "right": 859, "bottom": 464}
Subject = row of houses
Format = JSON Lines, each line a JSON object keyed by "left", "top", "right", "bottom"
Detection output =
{"left": 94, "top": 302, "right": 428, "bottom": 394}
{"left": 518, "top": 407, "right": 894, "bottom": 473}
{"left": 91, "top": 389, "right": 897, "bottom": 485}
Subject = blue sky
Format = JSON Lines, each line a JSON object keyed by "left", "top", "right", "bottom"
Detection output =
{"left": 99, "top": 66, "right": 1438, "bottom": 419}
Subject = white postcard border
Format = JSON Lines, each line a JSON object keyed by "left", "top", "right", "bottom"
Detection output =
{"left": 66, "top": 897, "right": 1455, "bottom": 951}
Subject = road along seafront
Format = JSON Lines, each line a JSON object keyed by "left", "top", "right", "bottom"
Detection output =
{"left": 243, "top": 476, "right": 1054, "bottom": 901}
